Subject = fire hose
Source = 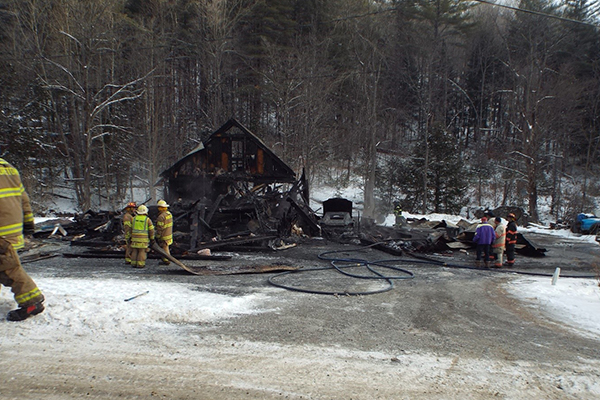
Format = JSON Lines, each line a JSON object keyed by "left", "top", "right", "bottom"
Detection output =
{"left": 268, "top": 242, "right": 596, "bottom": 295}
{"left": 268, "top": 243, "right": 415, "bottom": 296}
{"left": 151, "top": 242, "right": 200, "bottom": 275}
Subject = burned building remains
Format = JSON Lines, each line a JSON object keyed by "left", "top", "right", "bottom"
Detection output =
{"left": 158, "top": 119, "right": 318, "bottom": 249}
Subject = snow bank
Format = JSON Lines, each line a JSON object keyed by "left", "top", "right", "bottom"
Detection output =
{"left": 506, "top": 277, "right": 600, "bottom": 338}
{"left": 0, "top": 278, "right": 272, "bottom": 338}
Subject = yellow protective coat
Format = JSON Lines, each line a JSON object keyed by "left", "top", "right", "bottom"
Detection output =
{"left": 156, "top": 210, "right": 173, "bottom": 245}
{"left": 127, "top": 214, "right": 155, "bottom": 248}
{"left": 0, "top": 158, "right": 33, "bottom": 250}
{"left": 0, "top": 158, "right": 44, "bottom": 307}
{"left": 126, "top": 214, "right": 154, "bottom": 268}
{"left": 155, "top": 209, "right": 173, "bottom": 264}
{"left": 122, "top": 210, "right": 135, "bottom": 263}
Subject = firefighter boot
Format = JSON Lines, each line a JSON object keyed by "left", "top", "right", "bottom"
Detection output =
{"left": 484, "top": 261, "right": 490, "bottom": 268}
{"left": 7, "top": 302, "right": 45, "bottom": 321}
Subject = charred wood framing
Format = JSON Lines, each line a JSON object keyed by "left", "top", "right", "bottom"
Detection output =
{"left": 153, "top": 119, "right": 320, "bottom": 247}
{"left": 159, "top": 118, "right": 296, "bottom": 205}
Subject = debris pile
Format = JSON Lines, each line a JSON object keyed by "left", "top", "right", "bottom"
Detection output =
{"left": 33, "top": 201, "right": 545, "bottom": 266}
{"left": 358, "top": 213, "right": 546, "bottom": 258}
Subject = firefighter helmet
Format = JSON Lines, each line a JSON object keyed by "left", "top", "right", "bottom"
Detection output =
{"left": 126, "top": 202, "right": 137, "bottom": 209}
{"left": 508, "top": 213, "right": 516, "bottom": 220}
{"left": 157, "top": 200, "right": 169, "bottom": 208}
{"left": 137, "top": 205, "right": 149, "bottom": 215}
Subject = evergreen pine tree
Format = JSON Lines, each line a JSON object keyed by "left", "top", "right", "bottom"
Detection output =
{"left": 399, "top": 123, "right": 468, "bottom": 213}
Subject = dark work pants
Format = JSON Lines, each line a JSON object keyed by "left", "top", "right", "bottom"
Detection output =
{"left": 476, "top": 244, "right": 491, "bottom": 262}
{"left": 506, "top": 244, "right": 516, "bottom": 264}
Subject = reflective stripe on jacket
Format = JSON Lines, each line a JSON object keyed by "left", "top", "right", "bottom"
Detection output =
{"left": 0, "top": 158, "right": 33, "bottom": 250}
{"left": 130, "top": 215, "right": 154, "bottom": 248}
{"left": 156, "top": 211, "right": 173, "bottom": 245}
{"left": 492, "top": 223, "right": 506, "bottom": 249}
{"left": 506, "top": 221, "right": 518, "bottom": 245}
{"left": 123, "top": 211, "right": 134, "bottom": 238}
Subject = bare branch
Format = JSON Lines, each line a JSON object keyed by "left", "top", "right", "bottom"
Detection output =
{"left": 498, "top": 165, "right": 527, "bottom": 179}
{"left": 508, "top": 151, "right": 535, "bottom": 162}
{"left": 39, "top": 83, "right": 84, "bottom": 100}
{"left": 90, "top": 70, "right": 155, "bottom": 120}
{"left": 536, "top": 95, "right": 555, "bottom": 104}
{"left": 42, "top": 57, "right": 85, "bottom": 94}
{"left": 89, "top": 124, "right": 134, "bottom": 141}
{"left": 90, "top": 132, "right": 114, "bottom": 142}
{"left": 59, "top": 30, "right": 83, "bottom": 47}
{"left": 91, "top": 93, "right": 144, "bottom": 119}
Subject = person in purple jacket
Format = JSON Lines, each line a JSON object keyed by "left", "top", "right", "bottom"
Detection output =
{"left": 473, "top": 217, "right": 495, "bottom": 267}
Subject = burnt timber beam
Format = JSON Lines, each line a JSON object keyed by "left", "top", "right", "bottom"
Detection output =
{"left": 206, "top": 193, "right": 226, "bottom": 224}
{"left": 286, "top": 197, "right": 321, "bottom": 235}
{"left": 190, "top": 235, "right": 277, "bottom": 252}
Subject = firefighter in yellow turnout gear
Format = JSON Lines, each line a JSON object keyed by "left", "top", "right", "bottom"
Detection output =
{"left": 126, "top": 205, "right": 155, "bottom": 268}
{"left": 155, "top": 200, "right": 173, "bottom": 265}
{"left": 122, "top": 202, "right": 137, "bottom": 264}
{"left": 0, "top": 158, "right": 45, "bottom": 321}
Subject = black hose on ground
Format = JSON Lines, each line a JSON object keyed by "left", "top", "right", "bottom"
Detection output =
{"left": 268, "top": 264, "right": 397, "bottom": 296}
{"left": 268, "top": 243, "right": 415, "bottom": 295}
{"left": 404, "top": 251, "right": 597, "bottom": 279}
{"left": 267, "top": 243, "right": 597, "bottom": 295}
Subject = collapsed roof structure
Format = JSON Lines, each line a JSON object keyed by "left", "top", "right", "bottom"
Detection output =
{"left": 160, "top": 118, "right": 298, "bottom": 204}
{"left": 156, "top": 118, "right": 319, "bottom": 250}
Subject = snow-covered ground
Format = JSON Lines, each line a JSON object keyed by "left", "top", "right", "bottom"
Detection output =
{"left": 2, "top": 244, "right": 599, "bottom": 399}
{"left": 1, "top": 183, "right": 599, "bottom": 398}
{"left": 0, "top": 277, "right": 270, "bottom": 335}
{"left": 2, "top": 273, "right": 598, "bottom": 340}
{"left": 508, "top": 277, "right": 600, "bottom": 339}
